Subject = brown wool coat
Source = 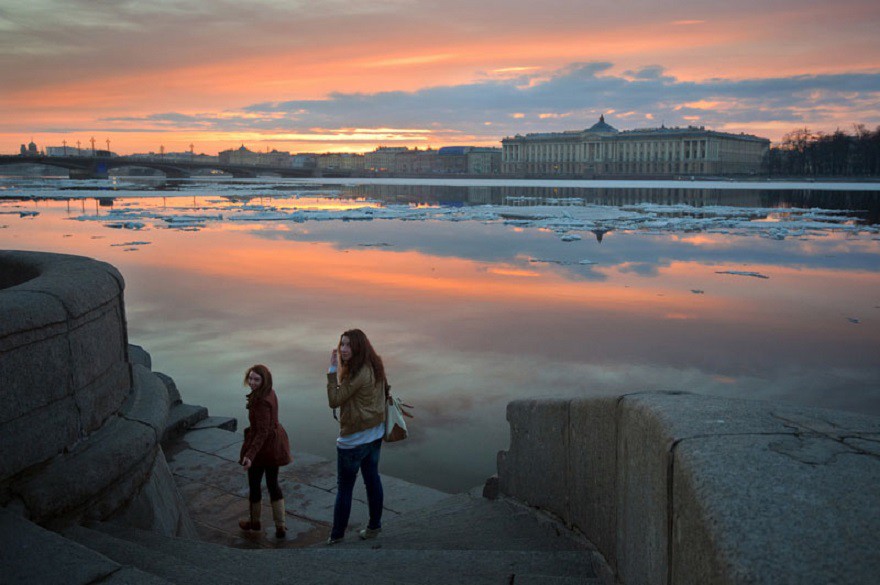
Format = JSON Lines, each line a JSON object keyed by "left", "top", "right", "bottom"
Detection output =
{"left": 327, "top": 365, "right": 386, "bottom": 437}
{"left": 240, "top": 389, "right": 292, "bottom": 467}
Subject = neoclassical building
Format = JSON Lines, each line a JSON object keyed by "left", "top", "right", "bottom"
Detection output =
{"left": 501, "top": 116, "right": 770, "bottom": 176}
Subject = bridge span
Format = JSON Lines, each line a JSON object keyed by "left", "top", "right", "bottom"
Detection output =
{"left": 0, "top": 154, "right": 317, "bottom": 179}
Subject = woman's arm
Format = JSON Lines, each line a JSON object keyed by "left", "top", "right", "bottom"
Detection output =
{"left": 327, "top": 369, "right": 364, "bottom": 408}
{"left": 241, "top": 400, "right": 271, "bottom": 462}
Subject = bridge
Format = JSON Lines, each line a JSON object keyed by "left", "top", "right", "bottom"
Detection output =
{"left": 0, "top": 154, "right": 318, "bottom": 179}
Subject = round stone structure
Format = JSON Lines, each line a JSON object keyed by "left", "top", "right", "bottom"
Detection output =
{"left": 0, "top": 250, "right": 192, "bottom": 534}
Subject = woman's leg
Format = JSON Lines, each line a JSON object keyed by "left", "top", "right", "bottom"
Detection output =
{"left": 240, "top": 466, "right": 266, "bottom": 530}
{"left": 330, "top": 445, "right": 364, "bottom": 541}
{"left": 265, "top": 466, "right": 283, "bottom": 501}
{"left": 360, "top": 439, "right": 384, "bottom": 531}
{"left": 247, "top": 466, "right": 265, "bottom": 502}
{"left": 265, "top": 466, "right": 286, "bottom": 538}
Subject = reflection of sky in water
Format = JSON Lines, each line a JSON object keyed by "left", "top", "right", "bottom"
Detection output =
{"left": 2, "top": 183, "right": 879, "bottom": 493}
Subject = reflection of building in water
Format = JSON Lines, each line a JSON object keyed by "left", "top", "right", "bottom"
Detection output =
{"left": 501, "top": 116, "right": 769, "bottom": 177}
{"left": 500, "top": 188, "right": 767, "bottom": 208}
{"left": 337, "top": 185, "right": 879, "bottom": 225}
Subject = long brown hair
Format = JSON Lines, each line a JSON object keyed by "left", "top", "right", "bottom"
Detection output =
{"left": 338, "top": 329, "right": 385, "bottom": 384}
{"left": 244, "top": 364, "right": 273, "bottom": 408}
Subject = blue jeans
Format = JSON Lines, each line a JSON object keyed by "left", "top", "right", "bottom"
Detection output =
{"left": 330, "top": 438, "right": 383, "bottom": 540}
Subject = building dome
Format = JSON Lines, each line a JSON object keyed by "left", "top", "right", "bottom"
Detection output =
{"left": 586, "top": 115, "right": 618, "bottom": 134}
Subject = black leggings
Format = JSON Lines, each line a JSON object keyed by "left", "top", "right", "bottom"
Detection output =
{"left": 247, "top": 465, "right": 283, "bottom": 502}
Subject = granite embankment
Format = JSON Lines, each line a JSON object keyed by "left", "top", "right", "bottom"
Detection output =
{"left": 490, "top": 394, "right": 880, "bottom": 584}
{"left": 2, "top": 250, "right": 879, "bottom": 584}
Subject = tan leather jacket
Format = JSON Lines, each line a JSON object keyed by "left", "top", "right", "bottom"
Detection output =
{"left": 327, "top": 365, "right": 386, "bottom": 437}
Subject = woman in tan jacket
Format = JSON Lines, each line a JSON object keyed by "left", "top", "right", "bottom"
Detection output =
{"left": 325, "top": 328, "right": 387, "bottom": 544}
{"left": 238, "top": 364, "right": 292, "bottom": 538}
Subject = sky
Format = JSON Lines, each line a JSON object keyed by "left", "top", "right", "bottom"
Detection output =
{"left": 1, "top": 0, "right": 879, "bottom": 155}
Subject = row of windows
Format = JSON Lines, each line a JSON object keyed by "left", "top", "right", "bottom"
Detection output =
{"left": 503, "top": 140, "right": 711, "bottom": 163}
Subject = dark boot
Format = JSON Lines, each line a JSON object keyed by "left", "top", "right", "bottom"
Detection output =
{"left": 239, "top": 501, "right": 262, "bottom": 531}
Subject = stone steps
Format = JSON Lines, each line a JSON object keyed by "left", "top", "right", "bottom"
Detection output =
{"left": 329, "top": 490, "right": 596, "bottom": 552}
{"left": 0, "top": 507, "right": 170, "bottom": 585}
{"left": 91, "top": 520, "right": 601, "bottom": 585}
{"left": 63, "top": 523, "right": 245, "bottom": 585}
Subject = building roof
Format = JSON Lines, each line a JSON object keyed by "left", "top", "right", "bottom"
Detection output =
{"left": 586, "top": 115, "right": 618, "bottom": 134}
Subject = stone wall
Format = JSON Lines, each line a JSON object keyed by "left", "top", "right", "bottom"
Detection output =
{"left": 0, "top": 250, "right": 193, "bottom": 535}
{"left": 493, "top": 392, "right": 880, "bottom": 585}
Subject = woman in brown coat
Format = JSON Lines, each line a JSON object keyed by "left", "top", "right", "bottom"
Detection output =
{"left": 238, "top": 364, "right": 292, "bottom": 538}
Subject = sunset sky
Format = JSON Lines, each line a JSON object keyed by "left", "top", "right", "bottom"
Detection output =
{"left": 2, "top": 0, "right": 879, "bottom": 155}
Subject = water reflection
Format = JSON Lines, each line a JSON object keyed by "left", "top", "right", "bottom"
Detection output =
{"left": 1, "top": 181, "right": 878, "bottom": 492}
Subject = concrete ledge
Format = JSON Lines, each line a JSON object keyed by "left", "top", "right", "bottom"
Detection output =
{"left": 493, "top": 392, "right": 880, "bottom": 585}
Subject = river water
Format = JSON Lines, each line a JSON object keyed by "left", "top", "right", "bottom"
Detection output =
{"left": 2, "top": 175, "right": 879, "bottom": 492}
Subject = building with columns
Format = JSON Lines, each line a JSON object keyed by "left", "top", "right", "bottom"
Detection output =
{"left": 501, "top": 116, "right": 770, "bottom": 177}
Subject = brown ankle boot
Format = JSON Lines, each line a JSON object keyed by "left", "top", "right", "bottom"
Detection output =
{"left": 239, "top": 501, "right": 262, "bottom": 531}
{"left": 271, "top": 498, "right": 286, "bottom": 538}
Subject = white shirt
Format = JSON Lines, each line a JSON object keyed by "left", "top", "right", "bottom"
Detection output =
{"left": 336, "top": 422, "right": 384, "bottom": 449}
{"left": 328, "top": 364, "right": 384, "bottom": 449}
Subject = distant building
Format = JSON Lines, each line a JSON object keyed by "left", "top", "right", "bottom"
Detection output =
{"left": 20, "top": 141, "right": 38, "bottom": 155}
{"left": 45, "top": 146, "right": 69, "bottom": 157}
{"left": 316, "top": 153, "right": 365, "bottom": 174}
{"left": 292, "top": 153, "right": 317, "bottom": 170}
{"left": 393, "top": 148, "right": 439, "bottom": 175}
{"left": 219, "top": 145, "right": 259, "bottom": 166}
{"left": 467, "top": 147, "right": 501, "bottom": 175}
{"left": 501, "top": 116, "right": 770, "bottom": 176}
{"left": 438, "top": 146, "right": 470, "bottom": 173}
{"left": 218, "top": 145, "right": 290, "bottom": 167}
{"left": 257, "top": 149, "right": 292, "bottom": 167}
{"left": 365, "top": 146, "right": 409, "bottom": 173}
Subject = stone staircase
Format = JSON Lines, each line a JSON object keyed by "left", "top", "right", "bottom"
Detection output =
{"left": 58, "top": 499, "right": 609, "bottom": 584}
{"left": 2, "top": 475, "right": 612, "bottom": 585}
{"left": 1, "top": 348, "right": 612, "bottom": 584}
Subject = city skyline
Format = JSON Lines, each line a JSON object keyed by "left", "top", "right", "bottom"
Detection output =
{"left": 2, "top": 0, "right": 879, "bottom": 156}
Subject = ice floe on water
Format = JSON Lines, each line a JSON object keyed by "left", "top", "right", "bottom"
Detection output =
{"left": 49, "top": 197, "right": 880, "bottom": 242}
{"left": 2, "top": 177, "right": 878, "bottom": 240}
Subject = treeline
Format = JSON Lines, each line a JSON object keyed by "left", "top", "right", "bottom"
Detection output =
{"left": 768, "top": 125, "right": 880, "bottom": 177}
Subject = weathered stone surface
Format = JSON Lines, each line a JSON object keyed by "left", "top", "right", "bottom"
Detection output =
{"left": 498, "top": 398, "right": 571, "bottom": 513}
{"left": 673, "top": 434, "right": 880, "bottom": 585}
{"left": 73, "top": 360, "right": 132, "bottom": 434}
{"left": 128, "top": 343, "right": 152, "bottom": 369}
{"left": 0, "top": 506, "right": 120, "bottom": 585}
{"left": 616, "top": 395, "right": 674, "bottom": 585}
{"left": 67, "top": 301, "right": 127, "bottom": 390}
{"left": 124, "top": 364, "right": 171, "bottom": 439}
{"left": 1, "top": 251, "right": 131, "bottom": 487}
{"left": 190, "top": 416, "right": 238, "bottom": 432}
{"left": 163, "top": 403, "right": 209, "bottom": 443}
{"left": 494, "top": 391, "right": 880, "bottom": 585}
{"left": 12, "top": 416, "right": 155, "bottom": 523}
{"left": 154, "top": 371, "right": 182, "bottom": 405}
{"left": 176, "top": 427, "right": 246, "bottom": 455}
{"left": 0, "top": 253, "right": 39, "bottom": 289}
{"left": 2, "top": 297, "right": 70, "bottom": 423}
{"left": 7, "top": 251, "right": 124, "bottom": 319}
{"left": 0, "top": 395, "right": 81, "bottom": 480}
{"left": 112, "top": 449, "right": 197, "bottom": 538}
{"left": 568, "top": 396, "right": 618, "bottom": 567}
{"left": 0, "top": 288, "right": 66, "bottom": 345}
